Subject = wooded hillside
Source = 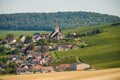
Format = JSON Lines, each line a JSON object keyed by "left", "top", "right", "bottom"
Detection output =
{"left": 0, "top": 11, "right": 120, "bottom": 31}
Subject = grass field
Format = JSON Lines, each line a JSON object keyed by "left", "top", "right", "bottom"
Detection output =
{"left": 0, "top": 30, "right": 49, "bottom": 38}
{"left": 0, "top": 68, "right": 120, "bottom": 80}
{"left": 54, "top": 24, "right": 120, "bottom": 68}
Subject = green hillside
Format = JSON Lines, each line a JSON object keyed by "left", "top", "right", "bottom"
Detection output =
{"left": 55, "top": 24, "right": 120, "bottom": 68}
{"left": 0, "top": 11, "right": 120, "bottom": 31}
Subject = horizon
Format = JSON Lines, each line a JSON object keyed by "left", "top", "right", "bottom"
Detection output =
{"left": 0, "top": 0, "right": 120, "bottom": 17}
{"left": 0, "top": 10, "right": 118, "bottom": 16}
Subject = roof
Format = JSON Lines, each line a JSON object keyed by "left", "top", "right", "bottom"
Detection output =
{"left": 51, "top": 32, "right": 63, "bottom": 38}
{"left": 76, "top": 63, "right": 90, "bottom": 70}
{"left": 21, "top": 47, "right": 27, "bottom": 50}
{"left": 32, "top": 58, "right": 40, "bottom": 62}
{"left": 27, "top": 50, "right": 40, "bottom": 56}
{"left": 20, "top": 35, "right": 24, "bottom": 38}
{"left": 43, "top": 52, "right": 49, "bottom": 54}
{"left": 50, "top": 25, "right": 64, "bottom": 39}
{"left": 33, "top": 33, "right": 40, "bottom": 36}
{"left": 34, "top": 65, "right": 42, "bottom": 69}
{"left": 7, "top": 55, "right": 18, "bottom": 59}
{"left": 56, "top": 64, "right": 71, "bottom": 69}
{"left": 34, "top": 46, "right": 41, "bottom": 49}
{"left": 57, "top": 44, "right": 73, "bottom": 48}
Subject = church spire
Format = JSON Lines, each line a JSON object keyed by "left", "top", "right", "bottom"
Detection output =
{"left": 54, "top": 24, "right": 59, "bottom": 32}
{"left": 50, "top": 24, "right": 64, "bottom": 40}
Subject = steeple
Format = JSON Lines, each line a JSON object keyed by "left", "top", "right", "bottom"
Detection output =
{"left": 50, "top": 24, "right": 64, "bottom": 40}
{"left": 54, "top": 24, "right": 60, "bottom": 32}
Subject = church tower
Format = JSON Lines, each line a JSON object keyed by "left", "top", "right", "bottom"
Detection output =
{"left": 50, "top": 24, "right": 64, "bottom": 40}
{"left": 54, "top": 24, "right": 60, "bottom": 32}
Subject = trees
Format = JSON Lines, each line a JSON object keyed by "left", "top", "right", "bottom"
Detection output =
{"left": 37, "top": 39, "right": 48, "bottom": 46}
{"left": 3, "top": 62, "right": 17, "bottom": 74}
{"left": 39, "top": 47, "right": 47, "bottom": 52}
{"left": 0, "top": 46, "right": 5, "bottom": 54}
{"left": 3, "top": 67, "right": 12, "bottom": 74}
{"left": 27, "top": 44, "right": 34, "bottom": 50}
{"left": 5, "top": 34, "right": 14, "bottom": 41}
{"left": 24, "top": 36, "right": 32, "bottom": 44}
{"left": 0, "top": 12, "right": 120, "bottom": 31}
{"left": 6, "top": 49, "right": 19, "bottom": 55}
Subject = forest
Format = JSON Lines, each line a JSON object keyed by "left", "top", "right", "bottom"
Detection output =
{"left": 0, "top": 11, "right": 120, "bottom": 31}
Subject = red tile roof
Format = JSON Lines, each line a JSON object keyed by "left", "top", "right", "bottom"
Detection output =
{"left": 56, "top": 64, "right": 71, "bottom": 69}
{"left": 34, "top": 65, "right": 42, "bottom": 69}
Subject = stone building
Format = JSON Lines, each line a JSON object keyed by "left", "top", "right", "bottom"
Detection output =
{"left": 50, "top": 25, "right": 64, "bottom": 40}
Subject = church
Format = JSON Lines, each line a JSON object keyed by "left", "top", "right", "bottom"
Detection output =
{"left": 50, "top": 25, "right": 65, "bottom": 40}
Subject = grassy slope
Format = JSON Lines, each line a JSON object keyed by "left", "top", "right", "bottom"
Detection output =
{"left": 56, "top": 24, "right": 120, "bottom": 68}
{"left": 62, "top": 24, "right": 110, "bottom": 35}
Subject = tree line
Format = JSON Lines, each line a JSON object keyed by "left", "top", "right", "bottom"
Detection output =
{"left": 0, "top": 11, "right": 120, "bottom": 31}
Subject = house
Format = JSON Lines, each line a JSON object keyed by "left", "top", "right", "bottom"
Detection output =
{"left": 42, "top": 66, "right": 54, "bottom": 73}
{"left": 71, "top": 44, "right": 79, "bottom": 50}
{"left": 50, "top": 25, "right": 64, "bottom": 40}
{"left": 34, "top": 65, "right": 42, "bottom": 72}
{"left": 43, "top": 46, "right": 54, "bottom": 51}
{"left": 40, "top": 59, "right": 47, "bottom": 65}
{"left": 42, "top": 52, "right": 52, "bottom": 60}
{"left": 16, "top": 42, "right": 23, "bottom": 47}
{"left": 33, "top": 33, "right": 41, "bottom": 42}
{"left": 32, "top": 58, "right": 40, "bottom": 64}
{"left": 56, "top": 64, "right": 71, "bottom": 71}
{"left": 7, "top": 55, "right": 18, "bottom": 60}
{"left": 21, "top": 46, "right": 27, "bottom": 53}
{"left": 34, "top": 46, "right": 41, "bottom": 52}
{"left": 27, "top": 53, "right": 33, "bottom": 59}
{"left": 40, "top": 34, "right": 50, "bottom": 39}
{"left": 33, "top": 36, "right": 41, "bottom": 42}
{"left": 47, "top": 58, "right": 55, "bottom": 62}
{"left": 4, "top": 44, "right": 11, "bottom": 49}
{"left": 56, "top": 44, "right": 72, "bottom": 51}
{"left": 17, "top": 63, "right": 29, "bottom": 74}
{"left": 9, "top": 39, "right": 16, "bottom": 44}
{"left": 33, "top": 33, "right": 50, "bottom": 41}
{"left": 69, "top": 32, "right": 77, "bottom": 36}
{"left": 48, "top": 46, "right": 54, "bottom": 50}
{"left": 20, "top": 35, "right": 26, "bottom": 42}
{"left": 70, "top": 63, "right": 90, "bottom": 70}
{"left": 56, "top": 44, "right": 79, "bottom": 51}
{"left": 26, "top": 50, "right": 41, "bottom": 59}
{"left": 26, "top": 50, "right": 34, "bottom": 58}
{"left": 76, "top": 63, "right": 90, "bottom": 70}
{"left": 33, "top": 33, "right": 40, "bottom": 38}
{"left": 34, "top": 46, "right": 54, "bottom": 51}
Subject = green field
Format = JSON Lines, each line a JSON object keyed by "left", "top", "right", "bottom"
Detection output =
{"left": 54, "top": 24, "right": 120, "bottom": 68}
{"left": 0, "top": 30, "right": 49, "bottom": 38}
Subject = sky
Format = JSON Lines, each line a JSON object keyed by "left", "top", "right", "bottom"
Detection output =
{"left": 0, "top": 0, "right": 120, "bottom": 17}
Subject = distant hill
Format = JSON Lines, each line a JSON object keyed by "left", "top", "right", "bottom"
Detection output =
{"left": 0, "top": 11, "right": 120, "bottom": 31}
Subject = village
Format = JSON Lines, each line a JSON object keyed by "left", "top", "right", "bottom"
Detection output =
{"left": 0, "top": 25, "right": 91, "bottom": 74}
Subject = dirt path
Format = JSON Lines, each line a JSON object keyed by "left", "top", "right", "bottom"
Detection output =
{"left": 0, "top": 68, "right": 120, "bottom": 80}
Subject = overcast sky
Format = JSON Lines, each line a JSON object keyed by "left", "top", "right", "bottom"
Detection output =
{"left": 0, "top": 0, "right": 120, "bottom": 17}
